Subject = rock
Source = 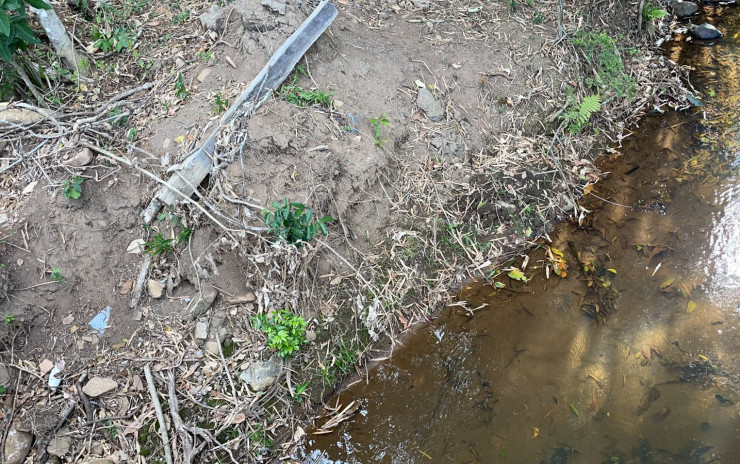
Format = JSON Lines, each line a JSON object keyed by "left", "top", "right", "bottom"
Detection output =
{"left": 63, "top": 147, "right": 94, "bottom": 168}
{"left": 194, "top": 318, "right": 209, "bottom": 340}
{"left": 175, "top": 58, "right": 186, "bottom": 69}
{"left": 196, "top": 68, "right": 212, "bottom": 83}
{"left": 82, "top": 377, "right": 117, "bottom": 397}
{"left": 47, "top": 456, "right": 62, "bottom": 464}
{"left": 261, "top": 0, "right": 286, "bottom": 15}
{"left": 0, "top": 364, "right": 9, "bottom": 386}
{"left": 670, "top": 0, "right": 698, "bottom": 18}
{"left": 690, "top": 23, "right": 723, "bottom": 40}
{"left": 186, "top": 287, "right": 218, "bottom": 319}
{"left": 412, "top": 0, "right": 430, "bottom": 8}
{"left": 417, "top": 87, "right": 445, "bottom": 122}
{"left": 496, "top": 200, "right": 517, "bottom": 215}
{"left": 430, "top": 130, "right": 465, "bottom": 158}
{"left": 80, "top": 459, "right": 115, "bottom": 464}
{"left": 239, "top": 355, "right": 282, "bottom": 392}
{"left": 199, "top": 4, "right": 223, "bottom": 32}
{"left": 4, "top": 428, "right": 33, "bottom": 464}
{"left": 147, "top": 280, "right": 165, "bottom": 299}
{"left": 47, "top": 437, "right": 72, "bottom": 457}
{"left": 204, "top": 340, "right": 220, "bottom": 355}
{"left": 39, "top": 359, "right": 54, "bottom": 375}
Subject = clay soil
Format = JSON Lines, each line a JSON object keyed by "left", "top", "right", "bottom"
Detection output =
{"left": 0, "top": 0, "right": 692, "bottom": 462}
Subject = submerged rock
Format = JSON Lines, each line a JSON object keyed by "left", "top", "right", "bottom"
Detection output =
{"left": 690, "top": 23, "right": 723, "bottom": 40}
{"left": 670, "top": 0, "right": 698, "bottom": 18}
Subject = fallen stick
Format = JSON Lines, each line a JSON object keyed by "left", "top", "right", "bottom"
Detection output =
{"left": 129, "top": 253, "right": 151, "bottom": 309}
{"left": 144, "top": 365, "right": 174, "bottom": 464}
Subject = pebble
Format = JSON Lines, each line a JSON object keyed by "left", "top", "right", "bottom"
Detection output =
{"left": 0, "top": 364, "right": 9, "bottom": 386}
{"left": 63, "top": 147, "right": 94, "bottom": 168}
{"left": 175, "top": 58, "right": 186, "bottom": 69}
{"left": 82, "top": 377, "right": 118, "bottom": 398}
{"left": 417, "top": 87, "right": 445, "bottom": 122}
{"left": 47, "top": 437, "right": 72, "bottom": 457}
{"left": 186, "top": 287, "right": 218, "bottom": 319}
{"left": 690, "top": 23, "right": 723, "bottom": 40}
{"left": 670, "top": 0, "right": 698, "bottom": 18}
{"left": 239, "top": 355, "right": 282, "bottom": 392}
{"left": 204, "top": 340, "right": 220, "bottom": 355}
{"left": 194, "top": 318, "right": 210, "bottom": 340}
{"left": 147, "top": 280, "right": 165, "bottom": 299}
{"left": 80, "top": 459, "right": 115, "bottom": 464}
{"left": 196, "top": 68, "right": 212, "bottom": 83}
{"left": 4, "top": 429, "right": 33, "bottom": 464}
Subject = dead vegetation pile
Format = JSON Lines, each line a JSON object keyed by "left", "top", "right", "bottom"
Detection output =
{"left": 0, "top": 0, "right": 697, "bottom": 462}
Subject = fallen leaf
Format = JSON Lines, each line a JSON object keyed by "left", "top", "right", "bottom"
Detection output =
{"left": 660, "top": 277, "right": 675, "bottom": 289}
{"left": 583, "top": 183, "right": 595, "bottom": 195}
{"left": 687, "top": 300, "right": 696, "bottom": 313}
{"left": 533, "top": 426, "right": 539, "bottom": 437}
{"left": 508, "top": 269, "right": 527, "bottom": 282}
{"left": 21, "top": 181, "right": 37, "bottom": 195}
{"left": 126, "top": 239, "right": 146, "bottom": 254}
{"left": 231, "top": 413, "right": 247, "bottom": 424}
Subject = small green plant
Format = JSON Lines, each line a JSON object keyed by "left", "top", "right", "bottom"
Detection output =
{"left": 261, "top": 199, "right": 333, "bottom": 245}
{"left": 252, "top": 309, "right": 307, "bottom": 358}
{"left": 173, "top": 10, "right": 189, "bottom": 24}
{"left": 0, "top": 0, "right": 51, "bottom": 62}
{"left": 213, "top": 92, "right": 229, "bottom": 115}
{"left": 197, "top": 50, "right": 212, "bottom": 62}
{"left": 562, "top": 94, "right": 601, "bottom": 134}
{"left": 92, "top": 26, "right": 134, "bottom": 53}
{"left": 370, "top": 114, "right": 389, "bottom": 147}
{"left": 49, "top": 268, "right": 65, "bottom": 282}
{"left": 4, "top": 314, "right": 15, "bottom": 325}
{"left": 174, "top": 72, "right": 189, "bottom": 99}
{"left": 533, "top": 11, "right": 544, "bottom": 25}
{"left": 293, "top": 381, "right": 309, "bottom": 401}
{"left": 572, "top": 30, "right": 636, "bottom": 99}
{"left": 127, "top": 127, "right": 138, "bottom": 141}
{"left": 642, "top": 4, "right": 667, "bottom": 21}
{"left": 143, "top": 232, "right": 174, "bottom": 256}
{"left": 108, "top": 106, "right": 128, "bottom": 126}
{"left": 281, "top": 85, "right": 334, "bottom": 107}
{"left": 61, "top": 176, "right": 83, "bottom": 199}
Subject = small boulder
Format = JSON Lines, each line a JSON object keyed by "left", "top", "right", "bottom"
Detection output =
{"left": 239, "top": 355, "right": 282, "bottom": 392}
{"left": 199, "top": 4, "right": 223, "bottom": 32}
{"left": 63, "top": 148, "right": 94, "bottom": 168}
{"left": 186, "top": 287, "right": 218, "bottom": 319}
{"left": 147, "top": 280, "right": 165, "bottom": 299}
{"left": 204, "top": 340, "right": 220, "bottom": 355}
{"left": 5, "top": 428, "right": 33, "bottom": 464}
{"left": 194, "top": 318, "right": 209, "bottom": 341}
{"left": 670, "top": 0, "right": 698, "bottom": 18}
{"left": 47, "top": 437, "right": 72, "bottom": 457}
{"left": 417, "top": 87, "right": 445, "bottom": 122}
{"left": 82, "top": 377, "right": 117, "bottom": 398}
{"left": 690, "top": 23, "right": 723, "bottom": 40}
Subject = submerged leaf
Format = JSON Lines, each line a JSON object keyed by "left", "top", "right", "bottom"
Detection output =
{"left": 569, "top": 403, "right": 580, "bottom": 417}
{"left": 660, "top": 277, "right": 675, "bottom": 289}
{"left": 687, "top": 300, "right": 697, "bottom": 313}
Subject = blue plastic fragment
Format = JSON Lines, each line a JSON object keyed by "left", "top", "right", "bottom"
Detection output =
{"left": 89, "top": 306, "right": 111, "bottom": 336}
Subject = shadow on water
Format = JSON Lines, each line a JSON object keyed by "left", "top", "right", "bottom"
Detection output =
{"left": 300, "top": 7, "right": 740, "bottom": 464}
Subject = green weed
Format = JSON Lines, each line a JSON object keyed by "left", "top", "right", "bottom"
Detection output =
{"left": 213, "top": 92, "right": 229, "bottom": 115}
{"left": 49, "top": 268, "right": 65, "bottom": 282}
{"left": 293, "top": 381, "right": 309, "bottom": 402}
{"left": 174, "top": 72, "right": 188, "bottom": 99}
{"left": 261, "top": 199, "right": 333, "bottom": 246}
{"left": 572, "top": 30, "right": 636, "bottom": 99}
{"left": 370, "top": 114, "right": 389, "bottom": 147}
{"left": 642, "top": 4, "right": 667, "bottom": 21}
{"left": 281, "top": 85, "right": 333, "bottom": 107}
{"left": 4, "top": 314, "right": 15, "bottom": 325}
{"left": 197, "top": 50, "right": 212, "bottom": 62}
{"left": 562, "top": 93, "right": 601, "bottom": 134}
{"left": 252, "top": 309, "right": 307, "bottom": 358}
{"left": 62, "top": 176, "right": 83, "bottom": 199}
{"left": 173, "top": 11, "right": 189, "bottom": 24}
{"left": 91, "top": 26, "right": 134, "bottom": 53}
{"left": 143, "top": 232, "right": 174, "bottom": 256}
{"left": 0, "top": 0, "right": 50, "bottom": 63}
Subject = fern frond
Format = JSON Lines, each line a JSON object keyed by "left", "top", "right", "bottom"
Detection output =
{"left": 577, "top": 94, "right": 601, "bottom": 124}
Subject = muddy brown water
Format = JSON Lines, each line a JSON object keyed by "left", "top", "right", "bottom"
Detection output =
{"left": 299, "top": 10, "right": 740, "bottom": 464}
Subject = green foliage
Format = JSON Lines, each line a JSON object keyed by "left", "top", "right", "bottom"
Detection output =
{"left": 174, "top": 72, "right": 188, "bottom": 99}
{"left": 642, "top": 4, "right": 667, "bottom": 21}
{"left": 4, "top": 314, "right": 15, "bottom": 325}
{"left": 144, "top": 232, "right": 174, "bottom": 256}
{"left": 49, "top": 268, "right": 65, "bottom": 282}
{"left": 252, "top": 309, "right": 307, "bottom": 358}
{"left": 370, "top": 114, "right": 389, "bottom": 147}
{"left": 0, "top": 0, "right": 50, "bottom": 63}
{"left": 92, "top": 26, "right": 134, "bottom": 53}
{"left": 197, "top": 50, "right": 212, "bottom": 62}
{"left": 572, "top": 30, "right": 636, "bottom": 99}
{"left": 279, "top": 64, "right": 333, "bottom": 107}
{"left": 562, "top": 94, "right": 601, "bottom": 134}
{"left": 293, "top": 381, "right": 309, "bottom": 401}
{"left": 261, "top": 199, "right": 333, "bottom": 245}
{"left": 172, "top": 10, "right": 189, "bottom": 24}
{"left": 62, "top": 176, "right": 84, "bottom": 199}
{"left": 213, "top": 92, "right": 228, "bottom": 115}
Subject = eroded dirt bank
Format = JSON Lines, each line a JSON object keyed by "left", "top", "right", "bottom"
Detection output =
{"left": 0, "top": 0, "right": 699, "bottom": 461}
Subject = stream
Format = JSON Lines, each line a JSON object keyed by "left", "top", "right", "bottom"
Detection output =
{"left": 300, "top": 8, "right": 740, "bottom": 464}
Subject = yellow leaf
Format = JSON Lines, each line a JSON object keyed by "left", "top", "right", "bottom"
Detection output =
{"left": 698, "top": 354, "right": 709, "bottom": 361}
{"left": 607, "top": 268, "right": 617, "bottom": 275}
{"left": 660, "top": 278, "right": 675, "bottom": 289}
{"left": 533, "top": 427, "right": 539, "bottom": 438}
{"left": 679, "top": 284, "right": 691, "bottom": 299}
{"left": 687, "top": 300, "right": 696, "bottom": 313}
{"left": 508, "top": 269, "right": 527, "bottom": 282}
{"left": 174, "top": 135, "right": 186, "bottom": 144}
{"left": 551, "top": 247, "right": 564, "bottom": 257}
{"left": 79, "top": 83, "right": 89, "bottom": 92}
{"left": 583, "top": 183, "right": 595, "bottom": 195}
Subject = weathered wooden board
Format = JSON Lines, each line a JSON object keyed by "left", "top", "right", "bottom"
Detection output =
{"left": 149, "top": 0, "right": 338, "bottom": 216}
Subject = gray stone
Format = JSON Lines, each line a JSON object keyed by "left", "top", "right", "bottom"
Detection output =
{"left": 5, "top": 428, "right": 32, "bottom": 464}
{"left": 199, "top": 4, "right": 223, "bottom": 32}
{"left": 82, "top": 377, "right": 118, "bottom": 397}
{"left": 194, "top": 318, "right": 209, "bottom": 340}
{"left": 0, "top": 364, "right": 10, "bottom": 386}
{"left": 186, "top": 287, "right": 218, "bottom": 319}
{"left": 690, "top": 23, "right": 723, "bottom": 40}
{"left": 80, "top": 459, "right": 115, "bottom": 464}
{"left": 417, "top": 87, "right": 445, "bottom": 122}
{"left": 47, "top": 436, "right": 72, "bottom": 457}
{"left": 63, "top": 148, "right": 94, "bottom": 168}
{"left": 261, "top": 0, "right": 286, "bottom": 15}
{"left": 204, "top": 340, "right": 220, "bottom": 355}
{"left": 496, "top": 200, "right": 517, "bottom": 215}
{"left": 670, "top": 0, "right": 698, "bottom": 18}
{"left": 147, "top": 279, "right": 165, "bottom": 299}
{"left": 239, "top": 355, "right": 282, "bottom": 392}
{"left": 430, "top": 131, "right": 465, "bottom": 158}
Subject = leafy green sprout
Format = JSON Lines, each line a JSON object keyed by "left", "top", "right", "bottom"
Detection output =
{"left": 293, "top": 381, "right": 309, "bottom": 402}
{"left": 143, "top": 232, "right": 174, "bottom": 256}
{"left": 49, "top": 268, "right": 65, "bottom": 282}
{"left": 251, "top": 309, "right": 308, "bottom": 358}
{"left": 370, "top": 114, "right": 389, "bottom": 147}
{"left": 213, "top": 92, "right": 229, "bottom": 115}
{"left": 91, "top": 26, "right": 134, "bottom": 53}
{"left": 261, "top": 199, "right": 333, "bottom": 246}
{"left": 174, "top": 72, "right": 188, "bottom": 99}
{"left": 4, "top": 314, "right": 15, "bottom": 325}
{"left": 0, "top": 0, "right": 51, "bottom": 63}
{"left": 61, "top": 176, "right": 84, "bottom": 199}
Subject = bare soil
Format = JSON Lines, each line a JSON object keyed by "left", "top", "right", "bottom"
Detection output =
{"left": 0, "top": 0, "right": 692, "bottom": 462}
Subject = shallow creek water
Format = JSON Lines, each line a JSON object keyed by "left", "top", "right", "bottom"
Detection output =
{"left": 301, "top": 10, "right": 740, "bottom": 464}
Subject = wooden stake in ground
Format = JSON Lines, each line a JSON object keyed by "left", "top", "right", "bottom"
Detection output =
{"left": 141, "top": 0, "right": 338, "bottom": 224}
